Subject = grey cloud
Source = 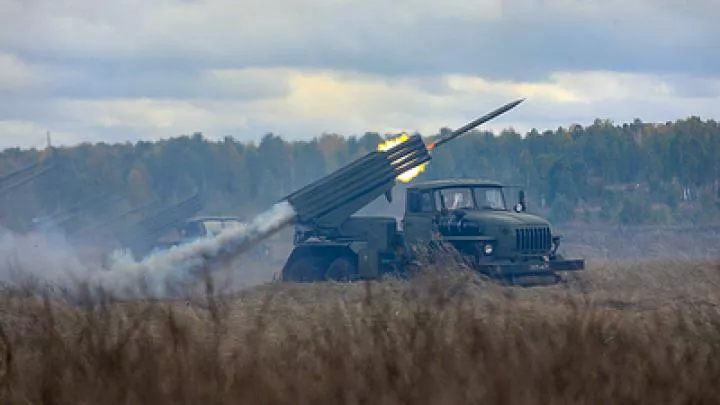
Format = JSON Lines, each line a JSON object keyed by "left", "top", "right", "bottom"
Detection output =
{"left": 6, "top": 60, "right": 291, "bottom": 101}
{"left": 1, "top": 0, "right": 719, "bottom": 148}
{"left": 665, "top": 76, "right": 720, "bottom": 99}
{"left": 2, "top": 85, "right": 718, "bottom": 150}
{"left": 506, "top": 96, "right": 720, "bottom": 130}
{"left": 3, "top": 0, "right": 719, "bottom": 83}
{"left": 0, "top": 97, "right": 53, "bottom": 122}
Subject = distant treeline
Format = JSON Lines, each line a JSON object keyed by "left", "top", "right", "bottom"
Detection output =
{"left": 0, "top": 116, "right": 718, "bottom": 231}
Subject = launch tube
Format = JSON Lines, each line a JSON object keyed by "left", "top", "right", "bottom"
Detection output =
{"left": 428, "top": 98, "right": 525, "bottom": 151}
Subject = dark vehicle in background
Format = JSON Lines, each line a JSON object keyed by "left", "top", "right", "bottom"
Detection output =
{"left": 153, "top": 216, "right": 272, "bottom": 262}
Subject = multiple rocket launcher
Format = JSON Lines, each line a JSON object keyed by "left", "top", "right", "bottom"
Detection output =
{"left": 283, "top": 98, "right": 526, "bottom": 232}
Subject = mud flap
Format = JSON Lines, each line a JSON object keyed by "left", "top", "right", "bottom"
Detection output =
{"left": 500, "top": 273, "right": 562, "bottom": 287}
{"left": 549, "top": 259, "right": 585, "bottom": 271}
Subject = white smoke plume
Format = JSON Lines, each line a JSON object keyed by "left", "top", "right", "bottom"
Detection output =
{"left": 86, "top": 201, "right": 297, "bottom": 299}
{"left": 0, "top": 227, "right": 95, "bottom": 285}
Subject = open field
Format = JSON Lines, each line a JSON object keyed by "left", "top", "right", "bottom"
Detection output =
{"left": 557, "top": 222, "right": 720, "bottom": 261}
{"left": 1, "top": 252, "right": 720, "bottom": 404}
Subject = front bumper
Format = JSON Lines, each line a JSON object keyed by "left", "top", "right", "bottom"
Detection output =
{"left": 477, "top": 258, "right": 584, "bottom": 274}
{"left": 475, "top": 257, "right": 585, "bottom": 286}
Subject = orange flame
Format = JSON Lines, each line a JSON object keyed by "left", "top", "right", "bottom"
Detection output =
{"left": 377, "top": 133, "right": 428, "bottom": 183}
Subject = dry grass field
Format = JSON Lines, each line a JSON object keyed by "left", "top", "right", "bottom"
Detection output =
{"left": 1, "top": 249, "right": 720, "bottom": 404}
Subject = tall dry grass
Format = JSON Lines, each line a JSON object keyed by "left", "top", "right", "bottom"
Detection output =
{"left": 1, "top": 254, "right": 720, "bottom": 404}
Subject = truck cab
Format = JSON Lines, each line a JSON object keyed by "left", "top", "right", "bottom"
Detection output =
{"left": 402, "top": 179, "right": 584, "bottom": 285}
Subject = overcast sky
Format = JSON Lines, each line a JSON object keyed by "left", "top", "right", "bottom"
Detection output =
{"left": 1, "top": 0, "right": 718, "bottom": 149}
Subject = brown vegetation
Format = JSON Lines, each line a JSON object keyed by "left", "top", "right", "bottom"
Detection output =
{"left": 1, "top": 256, "right": 720, "bottom": 404}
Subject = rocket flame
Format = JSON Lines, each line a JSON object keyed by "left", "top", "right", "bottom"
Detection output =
{"left": 377, "top": 133, "right": 428, "bottom": 183}
{"left": 377, "top": 133, "right": 411, "bottom": 152}
{"left": 396, "top": 165, "right": 426, "bottom": 183}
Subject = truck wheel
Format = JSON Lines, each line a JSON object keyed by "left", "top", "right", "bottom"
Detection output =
{"left": 325, "top": 256, "right": 357, "bottom": 282}
{"left": 284, "top": 257, "right": 324, "bottom": 282}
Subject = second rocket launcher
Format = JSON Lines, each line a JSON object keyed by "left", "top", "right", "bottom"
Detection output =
{"left": 283, "top": 98, "right": 525, "bottom": 230}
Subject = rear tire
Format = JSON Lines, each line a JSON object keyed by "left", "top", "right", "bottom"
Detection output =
{"left": 283, "top": 257, "right": 324, "bottom": 282}
{"left": 325, "top": 256, "right": 357, "bottom": 282}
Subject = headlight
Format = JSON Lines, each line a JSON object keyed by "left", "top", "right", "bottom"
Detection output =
{"left": 483, "top": 243, "right": 494, "bottom": 255}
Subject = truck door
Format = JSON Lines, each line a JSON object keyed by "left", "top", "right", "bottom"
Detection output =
{"left": 402, "top": 189, "right": 438, "bottom": 246}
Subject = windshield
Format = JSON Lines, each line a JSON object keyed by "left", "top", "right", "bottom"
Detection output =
{"left": 474, "top": 187, "right": 507, "bottom": 210}
{"left": 202, "top": 220, "right": 226, "bottom": 235}
{"left": 439, "top": 187, "right": 507, "bottom": 210}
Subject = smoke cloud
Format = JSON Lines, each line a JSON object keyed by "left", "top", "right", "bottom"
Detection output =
{"left": 0, "top": 227, "right": 94, "bottom": 285}
{"left": 87, "top": 201, "right": 297, "bottom": 298}
{"left": 0, "top": 201, "right": 297, "bottom": 300}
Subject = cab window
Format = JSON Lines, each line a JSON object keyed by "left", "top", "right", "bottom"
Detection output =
{"left": 407, "top": 190, "right": 436, "bottom": 213}
{"left": 420, "top": 191, "right": 434, "bottom": 212}
{"left": 440, "top": 188, "right": 475, "bottom": 210}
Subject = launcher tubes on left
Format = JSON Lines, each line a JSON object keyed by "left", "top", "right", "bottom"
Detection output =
{"left": 282, "top": 134, "right": 431, "bottom": 230}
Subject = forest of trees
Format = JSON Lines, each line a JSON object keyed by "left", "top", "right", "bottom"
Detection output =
{"left": 0, "top": 116, "right": 718, "bottom": 235}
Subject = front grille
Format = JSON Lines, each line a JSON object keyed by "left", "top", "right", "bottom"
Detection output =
{"left": 515, "top": 227, "right": 551, "bottom": 253}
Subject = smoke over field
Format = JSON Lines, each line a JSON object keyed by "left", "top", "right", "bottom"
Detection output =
{"left": 0, "top": 227, "right": 98, "bottom": 284}
{"left": 88, "top": 201, "right": 297, "bottom": 298}
{"left": 0, "top": 202, "right": 297, "bottom": 299}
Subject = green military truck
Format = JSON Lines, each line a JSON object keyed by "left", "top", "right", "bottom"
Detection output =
{"left": 271, "top": 99, "right": 584, "bottom": 286}
{"left": 281, "top": 178, "right": 584, "bottom": 286}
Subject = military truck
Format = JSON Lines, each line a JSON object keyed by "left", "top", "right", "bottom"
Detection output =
{"left": 275, "top": 99, "right": 584, "bottom": 286}
{"left": 281, "top": 178, "right": 583, "bottom": 285}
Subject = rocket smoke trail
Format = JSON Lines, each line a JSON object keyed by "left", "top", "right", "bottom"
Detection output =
{"left": 88, "top": 201, "right": 297, "bottom": 298}
{"left": 0, "top": 227, "right": 93, "bottom": 286}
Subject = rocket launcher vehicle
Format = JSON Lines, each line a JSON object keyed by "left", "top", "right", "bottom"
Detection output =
{"left": 124, "top": 96, "right": 577, "bottom": 287}
{"left": 272, "top": 96, "right": 584, "bottom": 285}
{"left": 282, "top": 98, "right": 525, "bottom": 230}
